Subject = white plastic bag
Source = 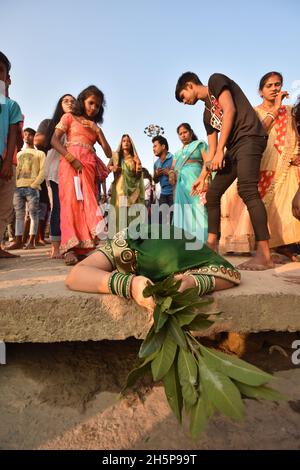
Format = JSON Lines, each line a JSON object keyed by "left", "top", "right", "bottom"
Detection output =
{"left": 74, "top": 173, "right": 83, "bottom": 200}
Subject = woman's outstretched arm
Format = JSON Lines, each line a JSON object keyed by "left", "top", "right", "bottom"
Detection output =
{"left": 65, "top": 251, "right": 113, "bottom": 293}
{"left": 65, "top": 250, "right": 155, "bottom": 309}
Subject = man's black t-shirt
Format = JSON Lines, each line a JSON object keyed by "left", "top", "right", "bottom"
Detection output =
{"left": 203, "top": 73, "right": 266, "bottom": 149}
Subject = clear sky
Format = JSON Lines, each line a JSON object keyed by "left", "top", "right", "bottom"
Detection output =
{"left": 2, "top": 0, "right": 300, "bottom": 176}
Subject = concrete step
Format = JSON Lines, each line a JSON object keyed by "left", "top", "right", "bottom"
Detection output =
{"left": 0, "top": 247, "right": 299, "bottom": 343}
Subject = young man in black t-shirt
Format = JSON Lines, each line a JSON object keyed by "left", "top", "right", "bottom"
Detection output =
{"left": 175, "top": 72, "right": 274, "bottom": 270}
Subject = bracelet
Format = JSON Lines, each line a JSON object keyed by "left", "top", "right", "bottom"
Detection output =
{"left": 266, "top": 112, "right": 276, "bottom": 121}
{"left": 107, "top": 271, "right": 134, "bottom": 299}
{"left": 65, "top": 152, "right": 76, "bottom": 163}
{"left": 189, "top": 274, "right": 216, "bottom": 296}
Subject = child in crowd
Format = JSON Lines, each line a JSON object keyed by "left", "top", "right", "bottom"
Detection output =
{"left": 8, "top": 128, "right": 45, "bottom": 249}
{"left": 51, "top": 85, "right": 112, "bottom": 265}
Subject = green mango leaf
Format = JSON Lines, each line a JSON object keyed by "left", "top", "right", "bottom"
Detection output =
{"left": 163, "top": 360, "right": 183, "bottom": 424}
{"left": 178, "top": 348, "right": 198, "bottom": 405}
{"left": 234, "top": 381, "right": 285, "bottom": 401}
{"left": 153, "top": 304, "right": 169, "bottom": 333}
{"left": 171, "top": 287, "right": 201, "bottom": 306}
{"left": 177, "top": 312, "right": 201, "bottom": 327}
{"left": 160, "top": 296, "right": 173, "bottom": 312}
{"left": 122, "top": 362, "right": 151, "bottom": 393}
{"left": 143, "top": 276, "right": 181, "bottom": 298}
{"left": 139, "top": 326, "right": 167, "bottom": 358}
{"left": 199, "top": 344, "right": 274, "bottom": 386}
{"left": 189, "top": 394, "right": 208, "bottom": 439}
{"left": 188, "top": 316, "right": 214, "bottom": 330}
{"left": 167, "top": 304, "right": 195, "bottom": 315}
{"left": 151, "top": 332, "right": 178, "bottom": 381}
{"left": 169, "top": 316, "right": 188, "bottom": 350}
{"left": 198, "top": 360, "right": 245, "bottom": 421}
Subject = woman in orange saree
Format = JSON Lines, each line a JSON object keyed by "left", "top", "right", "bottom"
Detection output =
{"left": 220, "top": 72, "right": 300, "bottom": 261}
{"left": 51, "top": 86, "right": 112, "bottom": 264}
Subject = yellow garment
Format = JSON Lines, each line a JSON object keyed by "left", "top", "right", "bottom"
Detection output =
{"left": 220, "top": 105, "right": 300, "bottom": 251}
{"left": 16, "top": 148, "right": 45, "bottom": 190}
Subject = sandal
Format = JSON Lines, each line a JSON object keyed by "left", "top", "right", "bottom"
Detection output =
{"left": 64, "top": 251, "right": 78, "bottom": 266}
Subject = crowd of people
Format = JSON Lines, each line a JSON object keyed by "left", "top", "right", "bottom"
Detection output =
{"left": 1, "top": 49, "right": 300, "bottom": 306}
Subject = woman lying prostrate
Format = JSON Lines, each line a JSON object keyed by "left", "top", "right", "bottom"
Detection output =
{"left": 65, "top": 225, "right": 240, "bottom": 310}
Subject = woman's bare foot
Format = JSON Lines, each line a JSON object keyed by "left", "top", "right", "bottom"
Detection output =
{"left": 238, "top": 255, "right": 275, "bottom": 271}
{"left": 35, "top": 240, "right": 46, "bottom": 246}
{"left": 275, "top": 245, "right": 299, "bottom": 262}
{"left": 49, "top": 251, "right": 63, "bottom": 259}
{"left": 6, "top": 241, "right": 23, "bottom": 250}
{"left": 271, "top": 252, "right": 289, "bottom": 264}
{"left": 23, "top": 243, "right": 35, "bottom": 250}
{"left": 49, "top": 244, "right": 63, "bottom": 259}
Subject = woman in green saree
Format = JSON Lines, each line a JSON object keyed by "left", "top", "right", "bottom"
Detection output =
{"left": 65, "top": 224, "right": 240, "bottom": 310}
{"left": 108, "top": 134, "right": 144, "bottom": 235}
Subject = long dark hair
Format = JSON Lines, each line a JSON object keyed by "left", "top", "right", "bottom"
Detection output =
{"left": 176, "top": 122, "right": 198, "bottom": 142}
{"left": 259, "top": 71, "right": 283, "bottom": 91}
{"left": 73, "top": 85, "right": 106, "bottom": 124}
{"left": 119, "top": 134, "right": 134, "bottom": 163}
{"left": 45, "top": 93, "right": 75, "bottom": 150}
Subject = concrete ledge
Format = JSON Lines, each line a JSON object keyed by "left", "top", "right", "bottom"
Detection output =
{"left": 0, "top": 249, "right": 300, "bottom": 343}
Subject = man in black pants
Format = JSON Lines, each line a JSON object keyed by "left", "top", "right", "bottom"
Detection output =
{"left": 175, "top": 72, "right": 274, "bottom": 270}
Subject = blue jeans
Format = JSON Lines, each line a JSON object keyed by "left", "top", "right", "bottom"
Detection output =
{"left": 13, "top": 187, "right": 40, "bottom": 236}
{"left": 49, "top": 181, "right": 61, "bottom": 241}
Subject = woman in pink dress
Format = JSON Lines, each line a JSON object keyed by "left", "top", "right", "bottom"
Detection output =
{"left": 51, "top": 85, "right": 112, "bottom": 265}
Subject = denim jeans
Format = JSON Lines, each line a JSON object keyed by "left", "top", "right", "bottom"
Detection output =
{"left": 13, "top": 187, "right": 40, "bottom": 236}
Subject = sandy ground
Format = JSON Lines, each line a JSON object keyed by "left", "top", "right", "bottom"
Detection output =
{"left": 0, "top": 336, "right": 300, "bottom": 450}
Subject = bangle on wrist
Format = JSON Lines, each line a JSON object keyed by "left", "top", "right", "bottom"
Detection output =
{"left": 188, "top": 273, "right": 216, "bottom": 296}
{"left": 266, "top": 112, "right": 276, "bottom": 121}
{"left": 65, "top": 152, "right": 76, "bottom": 163}
{"left": 108, "top": 271, "right": 134, "bottom": 299}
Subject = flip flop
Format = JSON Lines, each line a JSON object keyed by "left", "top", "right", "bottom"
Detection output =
{"left": 64, "top": 251, "right": 78, "bottom": 266}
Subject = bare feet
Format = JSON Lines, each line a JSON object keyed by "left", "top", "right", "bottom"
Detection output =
{"left": 275, "top": 245, "right": 299, "bottom": 262}
{"left": 6, "top": 241, "right": 24, "bottom": 250}
{"left": 23, "top": 243, "right": 35, "bottom": 250}
{"left": 48, "top": 247, "right": 63, "bottom": 259}
{"left": 238, "top": 255, "right": 275, "bottom": 271}
{"left": 35, "top": 240, "right": 46, "bottom": 246}
{"left": 0, "top": 248, "right": 20, "bottom": 258}
{"left": 271, "top": 252, "right": 289, "bottom": 265}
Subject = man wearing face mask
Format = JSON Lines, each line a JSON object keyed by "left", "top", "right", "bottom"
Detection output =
{"left": 0, "top": 51, "right": 23, "bottom": 258}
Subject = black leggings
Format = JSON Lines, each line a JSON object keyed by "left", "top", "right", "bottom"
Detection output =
{"left": 206, "top": 136, "right": 270, "bottom": 242}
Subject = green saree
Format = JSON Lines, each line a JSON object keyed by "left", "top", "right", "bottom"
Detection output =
{"left": 108, "top": 137, "right": 145, "bottom": 235}
{"left": 98, "top": 224, "right": 241, "bottom": 285}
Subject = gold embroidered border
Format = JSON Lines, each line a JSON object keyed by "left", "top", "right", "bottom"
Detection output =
{"left": 97, "top": 243, "right": 116, "bottom": 270}
{"left": 184, "top": 264, "right": 241, "bottom": 285}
